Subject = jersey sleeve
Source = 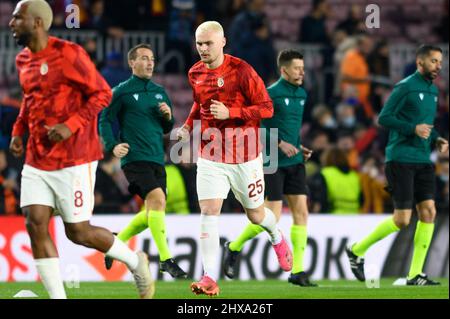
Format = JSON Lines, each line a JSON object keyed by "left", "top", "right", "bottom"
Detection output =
{"left": 62, "top": 43, "right": 112, "bottom": 133}
{"left": 99, "top": 87, "right": 123, "bottom": 152}
{"left": 229, "top": 62, "right": 273, "bottom": 120}
{"left": 378, "top": 83, "right": 416, "bottom": 136}
{"left": 11, "top": 95, "right": 29, "bottom": 137}
{"left": 160, "top": 89, "right": 175, "bottom": 134}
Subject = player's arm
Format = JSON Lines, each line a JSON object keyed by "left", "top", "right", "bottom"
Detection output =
{"left": 378, "top": 84, "right": 420, "bottom": 136}
{"left": 62, "top": 44, "right": 112, "bottom": 135}
{"left": 229, "top": 63, "right": 273, "bottom": 120}
{"left": 10, "top": 94, "right": 29, "bottom": 157}
{"left": 158, "top": 90, "right": 175, "bottom": 134}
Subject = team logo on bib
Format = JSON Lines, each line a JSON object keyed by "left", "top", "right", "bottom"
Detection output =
{"left": 217, "top": 77, "right": 224, "bottom": 87}
{"left": 300, "top": 100, "right": 305, "bottom": 106}
{"left": 285, "top": 98, "right": 289, "bottom": 105}
{"left": 40, "top": 63, "right": 48, "bottom": 75}
{"left": 419, "top": 93, "right": 424, "bottom": 101}
{"left": 133, "top": 94, "right": 139, "bottom": 101}
{"left": 434, "top": 96, "right": 438, "bottom": 102}
{"left": 155, "top": 93, "right": 163, "bottom": 100}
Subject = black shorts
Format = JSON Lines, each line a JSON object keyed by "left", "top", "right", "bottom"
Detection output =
{"left": 385, "top": 162, "right": 436, "bottom": 209}
{"left": 264, "top": 163, "right": 309, "bottom": 201}
{"left": 122, "top": 161, "right": 167, "bottom": 200}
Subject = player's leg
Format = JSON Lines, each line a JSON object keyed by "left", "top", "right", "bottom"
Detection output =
{"left": 231, "top": 155, "right": 292, "bottom": 272}
{"left": 347, "top": 162, "right": 412, "bottom": 281}
{"left": 20, "top": 164, "right": 66, "bottom": 299}
{"left": 57, "top": 162, "right": 153, "bottom": 298}
{"left": 286, "top": 194, "right": 317, "bottom": 287}
{"left": 145, "top": 187, "right": 186, "bottom": 278}
{"left": 223, "top": 169, "right": 283, "bottom": 278}
{"left": 407, "top": 164, "right": 440, "bottom": 285}
{"left": 190, "top": 158, "right": 229, "bottom": 296}
{"left": 226, "top": 169, "right": 284, "bottom": 253}
{"left": 24, "top": 205, "right": 67, "bottom": 299}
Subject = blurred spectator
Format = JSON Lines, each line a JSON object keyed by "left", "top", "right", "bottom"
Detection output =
{"left": 433, "top": 0, "right": 449, "bottom": 43}
{"left": 336, "top": 102, "right": 357, "bottom": 131}
{"left": 238, "top": 17, "right": 277, "bottom": 84}
{"left": 94, "top": 153, "right": 133, "bottom": 213}
{"left": 337, "top": 131, "right": 359, "bottom": 170}
{"left": 311, "top": 104, "right": 337, "bottom": 141}
{"left": 165, "top": 164, "right": 190, "bottom": 214}
{"left": 368, "top": 39, "right": 391, "bottom": 113}
{"left": 336, "top": 4, "right": 365, "bottom": 36}
{"left": 1, "top": 91, "right": 20, "bottom": 150}
{"left": 308, "top": 146, "right": 362, "bottom": 214}
{"left": 166, "top": 0, "right": 197, "bottom": 73}
{"left": 298, "top": 0, "right": 331, "bottom": 45}
{"left": 359, "top": 155, "right": 390, "bottom": 214}
{"left": 339, "top": 33, "right": 374, "bottom": 119}
{"left": 83, "top": 0, "right": 124, "bottom": 39}
{"left": 308, "top": 130, "right": 330, "bottom": 167}
{"left": 82, "top": 38, "right": 103, "bottom": 68}
{"left": 435, "top": 154, "right": 449, "bottom": 211}
{"left": 0, "top": 149, "right": 19, "bottom": 215}
{"left": 100, "top": 52, "right": 130, "bottom": 88}
{"left": 228, "top": 0, "right": 268, "bottom": 56}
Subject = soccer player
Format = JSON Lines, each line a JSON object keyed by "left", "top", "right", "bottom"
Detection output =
{"left": 177, "top": 21, "right": 293, "bottom": 297}
{"left": 222, "top": 49, "right": 317, "bottom": 287}
{"left": 9, "top": 0, "right": 153, "bottom": 298}
{"left": 99, "top": 44, "right": 186, "bottom": 278}
{"left": 345, "top": 45, "right": 448, "bottom": 285}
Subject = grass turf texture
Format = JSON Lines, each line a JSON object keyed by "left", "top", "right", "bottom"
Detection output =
{"left": 0, "top": 279, "right": 448, "bottom": 299}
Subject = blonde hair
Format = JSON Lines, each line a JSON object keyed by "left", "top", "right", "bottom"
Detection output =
{"left": 195, "top": 21, "right": 224, "bottom": 37}
{"left": 19, "top": 0, "right": 53, "bottom": 31}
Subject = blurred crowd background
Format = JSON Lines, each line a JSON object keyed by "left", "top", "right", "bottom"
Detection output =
{"left": 0, "top": 0, "right": 448, "bottom": 216}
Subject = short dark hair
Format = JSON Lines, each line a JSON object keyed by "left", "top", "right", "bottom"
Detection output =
{"left": 277, "top": 49, "right": 304, "bottom": 68}
{"left": 128, "top": 44, "right": 152, "bottom": 61}
{"left": 416, "top": 44, "right": 442, "bottom": 58}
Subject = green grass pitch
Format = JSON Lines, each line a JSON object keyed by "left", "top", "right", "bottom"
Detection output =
{"left": 0, "top": 279, "right": 448, "bottom": 299}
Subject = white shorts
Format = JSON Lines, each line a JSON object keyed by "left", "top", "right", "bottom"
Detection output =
{"left": 20, "top": 162, "right": 98, "bottom": 223}
{"left": 196, "top": 154, "right": 264, "bottom": 209}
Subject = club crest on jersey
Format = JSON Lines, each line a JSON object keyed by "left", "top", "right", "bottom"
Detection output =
{"left": 434, "top": 96, "right": 438, "bottom": 102}
{"left": 133, "top": 94, "right": 139, "bottom": 101}
{"left": 40, "top": 63, "right": 48, "bottom": 75}
{"left": 217, "top": 77, "right": 224, "bottom": 88}
{"left": 155, "top": 93, "right": 163, "bottom": 100}
{"left": 284, "top": 98, "right": 289, "bottom": 105}
{"left": 300, "top": 100, "right": 305, "bottom": 106}
{"left": 419, "top": 93, "right": 424, "bottom": 101}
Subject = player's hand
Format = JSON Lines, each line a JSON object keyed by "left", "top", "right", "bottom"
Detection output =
{"left": 176, "top": 125, "right": 190, "bottom": 142}
{"left": 9, "top": 136, "right": 24, "bottom": 158}
{"left": 45, "top": 124, "right": 72, "bottom": 143}
{"left": 415, "top": 124, "right": 433, "bottom": 139}
{"left": 436, "top": 137, "right": 449, "bottom": 153}
{"left": 113, "top": 143, "right": 130, "bottom": 158}
{"left": 159, "top": 102, "right": 172, "bottom": 121}
{"left": 210, "top": 99, "right": 230, "bottom": 120}
{"left": 300, "top": 145, "right": 313, "bottom": 162}
{"left": 279, "top": 140, "right": 299, "bottom": 158}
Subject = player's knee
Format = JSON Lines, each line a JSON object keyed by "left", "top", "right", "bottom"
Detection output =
{"left": 146, "top": 197, "right": 166, "bottom": 211}
{"left": 419, "top": 205, "right": 436, "bottom": 223}
{"left": 393, "top": 212, "right": 411, "bottom": 228}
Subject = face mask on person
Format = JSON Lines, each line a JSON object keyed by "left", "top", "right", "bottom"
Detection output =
{"left": 342, "top": 116, "right": 356, "bottom": 128}
{"left": 323, "top": 117, "right": 337, "bottom": 128}
{"left": 439, "top": 173, "right": 449, "bottom": 183}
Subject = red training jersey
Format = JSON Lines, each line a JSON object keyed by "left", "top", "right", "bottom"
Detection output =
{"left": 184, "top": 54, "right": 273, "bottom": 164}
{"left": 12, "top": 36, "right": 112, "bottom": 171}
